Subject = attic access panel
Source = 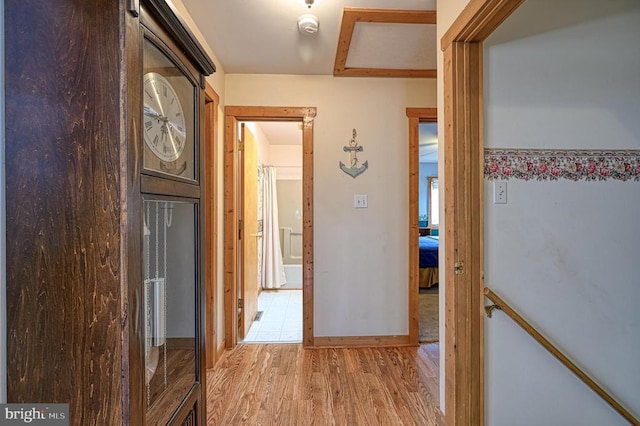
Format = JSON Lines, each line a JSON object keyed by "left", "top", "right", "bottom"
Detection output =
{"left": 334, "top": 8, "right": 437, "bottom": 78}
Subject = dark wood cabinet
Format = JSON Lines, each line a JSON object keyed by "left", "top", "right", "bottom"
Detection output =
{"left": 5, "top": 1, "right": 214, "bottom": 424}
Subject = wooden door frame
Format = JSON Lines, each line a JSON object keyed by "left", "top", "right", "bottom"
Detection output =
{"left": 441, "top": 0, "right": 525, "bottom": 425}
{"left": 204, "top": 82, "right": 220, "bottom": 369}
{"left": 224, "top": 106, "right": 317, "bottom": 349}
{"left": 406, "top": 107, "right": 437, "bottom": 345}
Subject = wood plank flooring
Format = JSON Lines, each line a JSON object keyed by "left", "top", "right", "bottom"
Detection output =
{"left": 207, "top": 343, "right": 443, "bottom": 425}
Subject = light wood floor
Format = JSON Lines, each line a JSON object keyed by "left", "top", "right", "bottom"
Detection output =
{"left": 207, "top": 343, "right": 443, "bottom": 425}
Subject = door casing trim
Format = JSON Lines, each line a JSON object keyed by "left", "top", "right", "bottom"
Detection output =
{"left": 204, "top": 83, "right": 219, "bottom": 369}
{"left": 441, "top": 0, "right": 525, "bottom": 424}
{"left": 406, "top": 108, "right": 437, "bottom": 346}
{"left": 223, "top": 106, "right": 317, "bottom": 348}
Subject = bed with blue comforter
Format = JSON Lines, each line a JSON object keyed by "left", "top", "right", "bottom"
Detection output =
{"left": 419, "top": 236, "right": 439, "bottom": 288}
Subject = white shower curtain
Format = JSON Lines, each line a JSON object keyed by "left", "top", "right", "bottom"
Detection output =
{"left": 261, "top": 166, "right": 287, "bottom": 289}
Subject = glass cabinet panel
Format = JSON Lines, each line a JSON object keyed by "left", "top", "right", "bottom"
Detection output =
{"left": 142, "top": 38, "right": 197, "bottom": 182}
{"left": 143, "top": 199, "right": 198, "bottom": 424}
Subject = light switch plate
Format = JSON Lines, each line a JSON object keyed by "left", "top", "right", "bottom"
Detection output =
{"left": 354, "top": 194, "right": 368, "bottom": 208}
{"left": 493, "top": 182, "right": 507, "bottom": 204}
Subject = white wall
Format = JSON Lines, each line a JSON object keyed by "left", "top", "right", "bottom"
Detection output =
{"left": 484, "top": 1, "right": 640, "bottom": 424}
{"left": 168, "top": 0, "right": 228, "bottom": 348}
{"left": 277, "top": 179, "right": 303, "bottom": 266}
{"left": 270, "top": 145, "right": 302, "bottom": 180}
{"left": 227, "top": 74, "right": 436, "bottom": 336}
{"left": 245, "top": 123, "right": 303, "bottom": 178}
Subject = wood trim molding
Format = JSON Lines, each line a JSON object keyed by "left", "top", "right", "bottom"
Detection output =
{"left": 406, "top": 108, "right": 438, "bottom": 120}
{"left": 408, "top": 115, "right": 420, "bottom": 345}
{"left": 204, "top": 82, "right": 219, "bottom": 369}
{"left": 209, "top": 339, "right": 226, "bottom": 370}
{"left": 313, "top": 335, "right": 412, "bottom": 348}
{"left": 224, "top": 106, "right": 316, "bottom": 121}
{"left": 441, "top": 0, "right": 525, "bottom": 50}
{"left": 406, "top": 108, "right": 437, "bottom": 346}
{"left": 223, "top": 114, "right": 238, "bottom": 349}
{"left": 166, "top": 337, "right": 196, "bottom": 349}
{"left": 143, "top": 0, "right": 216, "bottom": 75}
{"left": 334, "top": 8, "right": 437, "bottom": 78}
{"left": 339, "top": 68, "right": 437, "bottom": 78}
{"left": 301, "top": 114, "right": 315, "bottom": 348}
{"left": 443, "top": 41, "right": 485, "bottom": 426}
{"left": 223, "top": 106, "right": 317, "bottom": 349}
{"left": 440, "top": 1, "right": 525, "bottom": 424}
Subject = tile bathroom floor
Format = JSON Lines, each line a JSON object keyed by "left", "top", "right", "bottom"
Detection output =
{"left": 241, "top": 290, "right": 302, "bottom": 343}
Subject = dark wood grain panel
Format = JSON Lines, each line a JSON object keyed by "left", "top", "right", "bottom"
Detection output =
{"left": 141, "top": 174, "right": 201, "bottom": 199}
{"left": 139, "top": 4, "right": 209, "bottom": 424}
{"left": 6, "top": 1, "right": 212, "bottom": 424}
{"left": 5, "top": 0, "right": 125, "bottom": 424}
{"left": 142, "top": 0, "right": 215, "bottom": 75}
{"left": 204, "top": 84, "right": 220, "bottom": 370}
{"left": 122, "top": 4, "right": 145, "bottom": 424}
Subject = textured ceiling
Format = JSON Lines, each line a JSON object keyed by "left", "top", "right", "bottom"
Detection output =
{"left": 346, "top": 22, "right": 437, "bottom": 70}
{"left": 180, "top": 0, "right": 437, "bottom": 75}
{"left": 181, "top": 0, "right": 439, "bottom": 160}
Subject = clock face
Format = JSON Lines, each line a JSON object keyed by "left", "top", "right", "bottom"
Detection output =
{"left": 143, "top": 72, "right": 186, "bottom": 163}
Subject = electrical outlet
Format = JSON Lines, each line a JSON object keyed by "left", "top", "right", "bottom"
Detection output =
{"left": 354, "top": 194, "right": 368, "bottom": 208}
{"left": 493, "top": 182, "right": 507, "bottom": 204}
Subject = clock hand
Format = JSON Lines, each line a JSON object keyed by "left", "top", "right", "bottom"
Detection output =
{"left": 160, "top": 122, "right": 186, "bottom": 159}
{"left": 143, "top": 105, "right": 166, "bottom": 121}
{"left": 154, "top": 119, "right": 181, "bottom": 150}
{"left": 166, "top": 120, "right": 186, "bottom": 139}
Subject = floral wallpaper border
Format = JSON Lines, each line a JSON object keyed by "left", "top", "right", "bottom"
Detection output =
{"left": 484, "top": 149, "right": 640, "bottom": 181}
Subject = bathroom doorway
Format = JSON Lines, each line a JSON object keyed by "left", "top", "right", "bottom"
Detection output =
{"left": 224, "top": 106, "right": 315, "bottom": 349}
{"left": 240, "top": 121, "right": 303, "bottom": 343}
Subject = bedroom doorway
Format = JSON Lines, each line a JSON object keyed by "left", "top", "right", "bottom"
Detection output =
{"left": 406, "top": 107, "right": 438, "bottom": 347}
{"left": 406, "top": 107, "right": 441, "bottom": 414}
{"left": 418, "top": 123, "right": 439, "bottom": 344}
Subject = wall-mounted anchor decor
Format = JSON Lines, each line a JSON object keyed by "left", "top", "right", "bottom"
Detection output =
{"left": 339, "top": 128, "right": 368, "bottom": 178}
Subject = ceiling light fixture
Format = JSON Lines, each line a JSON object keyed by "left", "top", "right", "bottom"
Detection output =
{"left": 297, "top": 13, "right": 319, "bottom": 35}
{"left": 305, "top": 0, "right": 314, "bottom": 8}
